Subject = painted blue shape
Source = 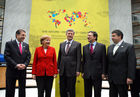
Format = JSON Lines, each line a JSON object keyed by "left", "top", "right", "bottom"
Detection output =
{"left": 52, "top": 14, "right": 56, "bottom": 17}
{"left": 52, "top": 19, "right": 55, "bottom": 22}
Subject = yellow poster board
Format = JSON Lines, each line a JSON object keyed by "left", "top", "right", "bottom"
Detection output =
{"left": 29, "top": 0, "right": 110, "bottom": 97}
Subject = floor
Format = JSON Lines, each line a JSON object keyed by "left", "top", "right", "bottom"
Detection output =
{"left": 0, "top": 88, "right": 131, "bottom": 97}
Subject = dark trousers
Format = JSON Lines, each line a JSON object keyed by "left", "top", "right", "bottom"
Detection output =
{"left": 6, "top": 76, "right": 26, "bottom": 97}
{"left": 130, "top": 69, "right": 140, "bottom": 97}
{"left": 60, "top": 75, "right": 76, "bottom": 97}
{"left": 36, "top": 76, "right": 54, "bottom": 97}
{"left": 109, "top": 81, "right": 128, "bottom": 97}
{"left": 84, "top": 77, "right": 102, "bottom": 97}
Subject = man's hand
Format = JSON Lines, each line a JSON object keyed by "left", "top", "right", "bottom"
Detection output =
{"left": 58, "top": 69, "right": 60, "bottom": 73}
{"left": 20, "top": 64, "right": 26, "bottom": 70}
{"left": 32, "top": 75, "right": 36, "bottom": 80}
{"left": 16, "top": 64, "right": 22, "bottom": 70}
{"left": 127, "top": 78, "right": 133, "bottom": 84}
{"left": 102, "top": 74, "right": 107, "bottom": 80}
{"left": 54, "top": 74, "right": 57, "bottom": 78}
{"left": 76, "top": 72, "right": 80, "bottom": 77}
{"left": 81, "top": 73, "right": 84, "bottom": 78}
{"left": 16, "top": 64, "right": 26, "bottom": 70}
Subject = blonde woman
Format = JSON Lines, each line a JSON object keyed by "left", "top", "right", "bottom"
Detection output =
{"left": 32, "top": 35, "right": 58, "bottom": 97}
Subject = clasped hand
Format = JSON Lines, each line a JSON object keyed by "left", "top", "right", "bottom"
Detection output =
{"left": 16, "top": 64, "right": 26, "bottom": 70}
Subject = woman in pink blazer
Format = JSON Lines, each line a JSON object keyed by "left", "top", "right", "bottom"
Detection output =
{"left": 32, "top": 35, "right": 58, "bottom": 97}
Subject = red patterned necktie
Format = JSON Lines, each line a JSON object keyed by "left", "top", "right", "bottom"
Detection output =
{"left": 19, "top": 42, "right": 22, "bottom": 54}
{"left": 90, "top": 44, "right": 93, "bottom": 54}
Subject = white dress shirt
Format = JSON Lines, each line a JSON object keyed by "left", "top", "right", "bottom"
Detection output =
{"left": 89, "top": 41, "right": 97, "bottom": 50}
{"left": 16, "top": 39, "right": 23, "bottom": 48}
{"left": 113, "top": 40, "right": 123, "bottom": 55}
{"left": 44, "top": 49, "right": 47, "bottom": 54}
{"left": 65, "top": 40, "right": 73, "bottom": 52}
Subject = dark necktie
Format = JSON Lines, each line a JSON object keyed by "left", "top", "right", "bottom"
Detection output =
{"left": 90, "top": 44, "right": 93, "bottom": 54}
{"left": 65, "top": 42, "right": 70, "bottom": 54}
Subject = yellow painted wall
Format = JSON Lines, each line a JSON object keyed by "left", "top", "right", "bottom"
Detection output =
{"left": 29, "top": 0, "right": 110, "bottom": 96}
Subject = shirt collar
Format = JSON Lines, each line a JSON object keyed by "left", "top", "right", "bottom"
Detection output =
{"left": 90, "top": 41, "right": 97, "bottom": 46}
{"left": 66, "top": 40, "right": 73, "bottom": 44}
{"left": 16, "top": 39, "right": 23, "bottom": 45}
{"left": 115, "top": 40, "right": 123, "bottom": 46}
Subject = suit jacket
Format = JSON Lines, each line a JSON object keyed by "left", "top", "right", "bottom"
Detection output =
{"left": 107, "top": 41, "right": 136, "bottom": 84}
{"left": 32, "top": 46, "right": 58, "bottom": 76}
{"left": 82, "top": 42, "right": 106, "bottom": 79}
{"left": 58, "top": 40, "right": 81, "bottom": 77}
{"left": 4, "top": 40, "right": 31, "bottom": 78}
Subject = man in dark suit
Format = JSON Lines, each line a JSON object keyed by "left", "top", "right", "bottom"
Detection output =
{"left": 58, "top": 29, "right": 81, "bottom": 97}
{"left": 4, "top": 29, "right": 31, "bottom": 97}
{"left": 107, "top": 30, "right": 136, "bottom": 97}
{"left": 82, "top": 31, "right": 106, "bottom": 97}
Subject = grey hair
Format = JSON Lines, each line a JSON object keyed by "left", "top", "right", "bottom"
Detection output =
{"left": 66, "top": 29, "right": 75, "bottom": 34}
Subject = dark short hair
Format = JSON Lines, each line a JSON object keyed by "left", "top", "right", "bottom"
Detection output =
{"left": 15, "top": 29, "right": 26, "bottom": 37}
{"left": 66, "top": 29, "right": 75, "bottom": 34}
{"left": 88, "top": 31, "right": 98, "bottom": 41}
{"left": 112, "top": 30, "right": 123, "bottom": 39}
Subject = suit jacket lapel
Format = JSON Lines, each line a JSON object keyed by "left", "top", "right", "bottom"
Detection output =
{"left": 67, "top": 41, "right": 74, "bottom": 54}
{"left": 84, "top": 44, "right": 91, "bottom": 55}
{"left": 89, "top": 42, "right": 99, "bottom": 55}
{"left": 92, "top": 42, "right": 99, "bottom": 54}
{"left": 41, "top": 46, "right": 46, "bottom": 56}
{"left": 62, "top": 41, "right": 67, "bottom": 55}
{"left": 22, "top": 42, "right": 26, "bottom": 55}
{"left": 111, "top": 44, "right": 115, "bottom": 56}
{"left": 45, "top": 46, "right": 50, "bottom": 55}
{"left": 87, "top": 44, "right": 90, "bottom": 55}
{"left": 114, "top": 41, "right": 124, "bottom": 56}
{"left": 12, "top": 40, "right": 21, "bottom": 55}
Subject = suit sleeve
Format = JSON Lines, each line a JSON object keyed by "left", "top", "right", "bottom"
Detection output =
{"left": 81, "top": 46, "right": 85, "bottom": 73}
{"left": 127, "top": 45, "right": 136, "bottom": 80}
{"left": 102, "top": 45, "right": 107, "bottom": 74}
{"left": 53, "top": 48, "right": 58, "bottom": 74}
{"left": 106, "top": 46, "right": 110, "bottom": 75}
{"left": 4, "top": 42, "right": 17, "bottom": 68}
{"left": 32, "top": 48, "right": 38, "bottom": 75}
{"left": 24, "top": 44, "right": 31, "bottom": 66}
{"left": 57, "top": 44, "right": 61, "bottom": 70}
{"left": 76, "top": 43, "right": 81, "bottom": 72}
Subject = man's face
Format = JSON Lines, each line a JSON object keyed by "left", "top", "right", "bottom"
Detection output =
{"left": 16, "top": 31, "right": 26, "bottom": 42}
{"left": 66, "top": 31, "right": 74, "bottom": 41}
{"left": 87, "top": 32, "right": 96, "bottom": 43}
{"left": 112, "top": 33, "right": 121, "bottom": 44}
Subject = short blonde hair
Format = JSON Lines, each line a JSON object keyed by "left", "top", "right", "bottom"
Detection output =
{"left": 40, "top": 35, "right": 51, "bottom": 44}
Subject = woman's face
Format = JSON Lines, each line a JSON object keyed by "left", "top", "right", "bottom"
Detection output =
{"left": 42, "top": 38, "right": 50, "bottom": 46}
